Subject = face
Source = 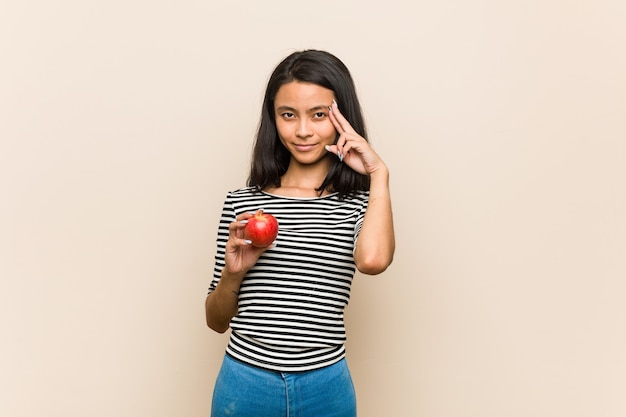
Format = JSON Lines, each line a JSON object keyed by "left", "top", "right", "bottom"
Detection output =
{"left": 273, "top": 81, "right": 337, "bottom": 167}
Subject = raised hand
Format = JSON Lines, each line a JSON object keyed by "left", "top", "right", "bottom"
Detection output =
{"left": 325, "top": 100, "right": 387, "bottom": 176}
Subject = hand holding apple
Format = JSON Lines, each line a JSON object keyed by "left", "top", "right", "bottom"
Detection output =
{"left": 245, "top": 210, "right": 279, "bottom": 248}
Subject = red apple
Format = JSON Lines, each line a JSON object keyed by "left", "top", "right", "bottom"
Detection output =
{"left": 245, "top": 210, "right": 279, "bottom": 248}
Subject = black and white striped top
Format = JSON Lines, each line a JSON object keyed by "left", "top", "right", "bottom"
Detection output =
{"left": 208, "top": 186, "right": 369, "bottom": 372}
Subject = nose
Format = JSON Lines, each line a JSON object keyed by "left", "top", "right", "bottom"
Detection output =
{"left": 295, "top": 119, "right": 313, "bottom": 138}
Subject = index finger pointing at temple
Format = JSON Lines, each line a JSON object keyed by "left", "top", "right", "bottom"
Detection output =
{"left": 330, "top": 100, "right": 356, "bottom": 134}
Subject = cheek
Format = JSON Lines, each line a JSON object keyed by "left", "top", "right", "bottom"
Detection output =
{"left": 319, "top": 122, "right": 337, "bottom": 142}
{"left": 275, "top": 119, "right": 291, "bottom": 138}
{"left": 274, "top": 122, "right": 290, "bottom": 149}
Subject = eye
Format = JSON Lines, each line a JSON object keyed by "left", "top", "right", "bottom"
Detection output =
{"left": 281, "top": 112, "right": 295, "bottom": 119}
{"left": 313, "top": 112, "right": 327, "bottom": 119}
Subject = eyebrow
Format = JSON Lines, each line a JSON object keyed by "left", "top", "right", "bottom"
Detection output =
{"left": 276, "top": 105, "right": 330, "bottom": 113}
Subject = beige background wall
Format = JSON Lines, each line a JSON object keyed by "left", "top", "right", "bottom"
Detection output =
{"left": 2, "top": 1, "right": 625, "bottom": 416}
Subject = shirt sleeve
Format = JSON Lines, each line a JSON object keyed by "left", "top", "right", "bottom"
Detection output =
{"left": 208, "top": 192, "right": 236, "bottom": 294}
{"left": 353, "top": 191, "right": 370, "bottom": 245}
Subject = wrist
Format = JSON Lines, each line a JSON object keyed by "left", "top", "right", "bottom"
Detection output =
{"left": 369, "top": 165, "right": 389, "bottom": 186}
{"left": 220, "top": 268, "right": 246, "bottom": 287}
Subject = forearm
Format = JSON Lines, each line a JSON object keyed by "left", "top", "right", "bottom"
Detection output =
{"left": 354, "top": 166, "right": 395, "bottom": 274}
{"left": 205, "top": 269, "right": 245, "bottom": 333}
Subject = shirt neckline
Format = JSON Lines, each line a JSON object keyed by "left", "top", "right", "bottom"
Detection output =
{"left": 259, "top": 190, "right": 339, "bottom": 201}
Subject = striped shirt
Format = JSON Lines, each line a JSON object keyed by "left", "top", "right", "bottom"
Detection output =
{"left": 208, "top": 186, "right": 369, "bottom": 372}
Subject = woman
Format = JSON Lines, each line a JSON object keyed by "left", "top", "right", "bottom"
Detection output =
{"left": 205, "top": 49, "right": 395, "bottom": 417}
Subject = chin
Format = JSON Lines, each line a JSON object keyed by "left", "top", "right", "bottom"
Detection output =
{"left": 293, "top": 155, "right": 327, "bottom": 166}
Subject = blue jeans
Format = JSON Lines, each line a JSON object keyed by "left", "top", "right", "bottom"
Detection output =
{"left": 211, "top": 354, "right": 357, "bottom": 417}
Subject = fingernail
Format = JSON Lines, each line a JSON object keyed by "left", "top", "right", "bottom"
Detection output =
{"left": 244, "top": 239, "right": 252, "bottom": 245}
{"left": 240, "top": 220, "right": 248, "bottom": 224}
{"left": 325, "top": 145, "right": 331, "bottom": 152}
{"left": 333, "top": 99, "right": 338, "bottom": 107}
{"left": 338, "top": 152, "right": 344, "bottom": 162}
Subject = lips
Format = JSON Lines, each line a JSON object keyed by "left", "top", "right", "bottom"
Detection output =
{"left": 293, "top": 143, "right": 317, "bottom": 152}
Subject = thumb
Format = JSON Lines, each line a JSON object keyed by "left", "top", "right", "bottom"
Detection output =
{"left": 324, "top": 145, "right": 342, "bottom": 162}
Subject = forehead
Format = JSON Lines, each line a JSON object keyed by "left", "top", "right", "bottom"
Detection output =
{"left": 274, "top": 81, "right": 334, "bottom": 107}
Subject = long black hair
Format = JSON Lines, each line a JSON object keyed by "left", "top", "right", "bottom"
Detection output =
{"left": 247, "top": 50, "right": 370, "bottom": 198}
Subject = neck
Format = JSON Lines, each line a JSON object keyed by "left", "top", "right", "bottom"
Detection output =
{"left": 267, "top": 158, "right": 331, "bottom": 197}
